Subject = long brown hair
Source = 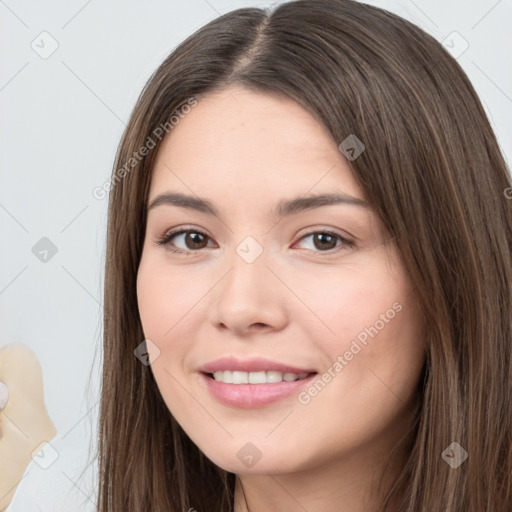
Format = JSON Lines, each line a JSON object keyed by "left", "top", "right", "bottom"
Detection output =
{"left": 96, "top": 1, "right": 512, "bottom": 510}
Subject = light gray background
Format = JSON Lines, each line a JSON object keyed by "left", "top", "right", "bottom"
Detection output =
{"left": 1, "top": 0, "right": 511, "bottom": 509}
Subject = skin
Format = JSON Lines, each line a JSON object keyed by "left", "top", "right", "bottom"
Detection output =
{"left": 136, "top": 85, "right": 426, "bottom": 511}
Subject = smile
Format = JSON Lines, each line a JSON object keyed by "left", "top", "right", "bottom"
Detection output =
{"left": 200, "top": 371, "right": 318, "bottom": 408}
{"left": 209, "top": 370, "right": 311, "bottom": 384}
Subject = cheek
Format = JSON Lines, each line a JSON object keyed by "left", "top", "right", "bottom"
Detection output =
{"left": 300, "top": 259, "right": 409, "bottom": 353}
{"left": 300, "top": 255, "right": 425, "bottom": 397}
{"left": 136, "top": 255, "right": 198, "bottom": 343}
{"left": 136, "top": 254, "right": 209, "bottom": 407}
{"left": 136, "top": 260, "right": 198, "bottom": 416}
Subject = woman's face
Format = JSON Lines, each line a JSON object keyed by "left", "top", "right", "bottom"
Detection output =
{"left": 136, "top": 85, "right": 425, "bottom": 476}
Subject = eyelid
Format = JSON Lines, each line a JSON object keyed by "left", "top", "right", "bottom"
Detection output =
{"left": 294, "top": 224, "right": 355, "bottom": 242}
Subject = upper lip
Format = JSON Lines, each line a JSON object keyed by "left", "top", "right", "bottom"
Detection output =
{"left": 199, "top": 356, "right": 317, "bottom": 375}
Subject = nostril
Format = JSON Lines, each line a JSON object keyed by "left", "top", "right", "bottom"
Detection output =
{"left": 0, "top": 381, "right": 9, "bottom": 410}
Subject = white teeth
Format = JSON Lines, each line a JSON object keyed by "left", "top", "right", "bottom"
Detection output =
{"left": 232, "top": 371, "right": 248, "bottom": 384}
{"left": 249, "top": 371, "right": 266, "bottom": 384}
{"left": 212, "top": 370, "right": 310, "bottom": 384}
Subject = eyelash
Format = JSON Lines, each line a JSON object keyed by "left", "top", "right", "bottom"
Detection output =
{"left": 153, "top": 225, "right": 355, "bottom": 256}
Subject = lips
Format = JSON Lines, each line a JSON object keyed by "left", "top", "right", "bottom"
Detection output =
{"left": 199, "top": 356, "right": 316, "bottom": 375}
{"left": 199, "top": 356, "right": 317, "bottom": 409}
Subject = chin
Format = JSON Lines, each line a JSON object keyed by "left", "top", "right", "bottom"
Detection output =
{"left": 198, "top": 442, "right": 306, "bottom": 475}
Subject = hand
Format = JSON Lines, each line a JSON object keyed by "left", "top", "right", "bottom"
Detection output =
{"left": 0, "top": 343, "right": 56, "bottom": 511}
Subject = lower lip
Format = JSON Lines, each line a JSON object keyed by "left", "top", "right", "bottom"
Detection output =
{"left": 199, "top": 372, "right": 317, "bottom": 408}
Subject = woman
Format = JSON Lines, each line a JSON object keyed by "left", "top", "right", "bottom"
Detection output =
{"left": 97, "top": 1, "right": 512, "bottom": 510}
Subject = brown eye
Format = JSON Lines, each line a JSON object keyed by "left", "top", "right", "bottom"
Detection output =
{"left": 295, "top": 230, "right": 355, "bottom": 254}
{"left": 155, "top": 228, "right": 213, "bottom": 253}
{"left": 311, "top": 233, "right": 338, "bottom": 250}
{"left": 181, "top": 232, "right": 209, "bottom": 250}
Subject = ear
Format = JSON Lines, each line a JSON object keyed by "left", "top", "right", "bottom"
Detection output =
{"left": 0, "top": 343, "right": 57, "bottom": 511}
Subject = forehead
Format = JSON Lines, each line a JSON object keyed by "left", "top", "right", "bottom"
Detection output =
{"left": 149, "top": 85, "right": 364, "bottom": 203}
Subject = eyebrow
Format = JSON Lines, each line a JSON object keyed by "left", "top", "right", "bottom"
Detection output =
{"left": 147, "top": 191, "right": 369, "bottom": 218}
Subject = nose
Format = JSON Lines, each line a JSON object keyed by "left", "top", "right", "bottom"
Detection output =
{"left": 209, "top": 245, "right": 288, "bottom": 336}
